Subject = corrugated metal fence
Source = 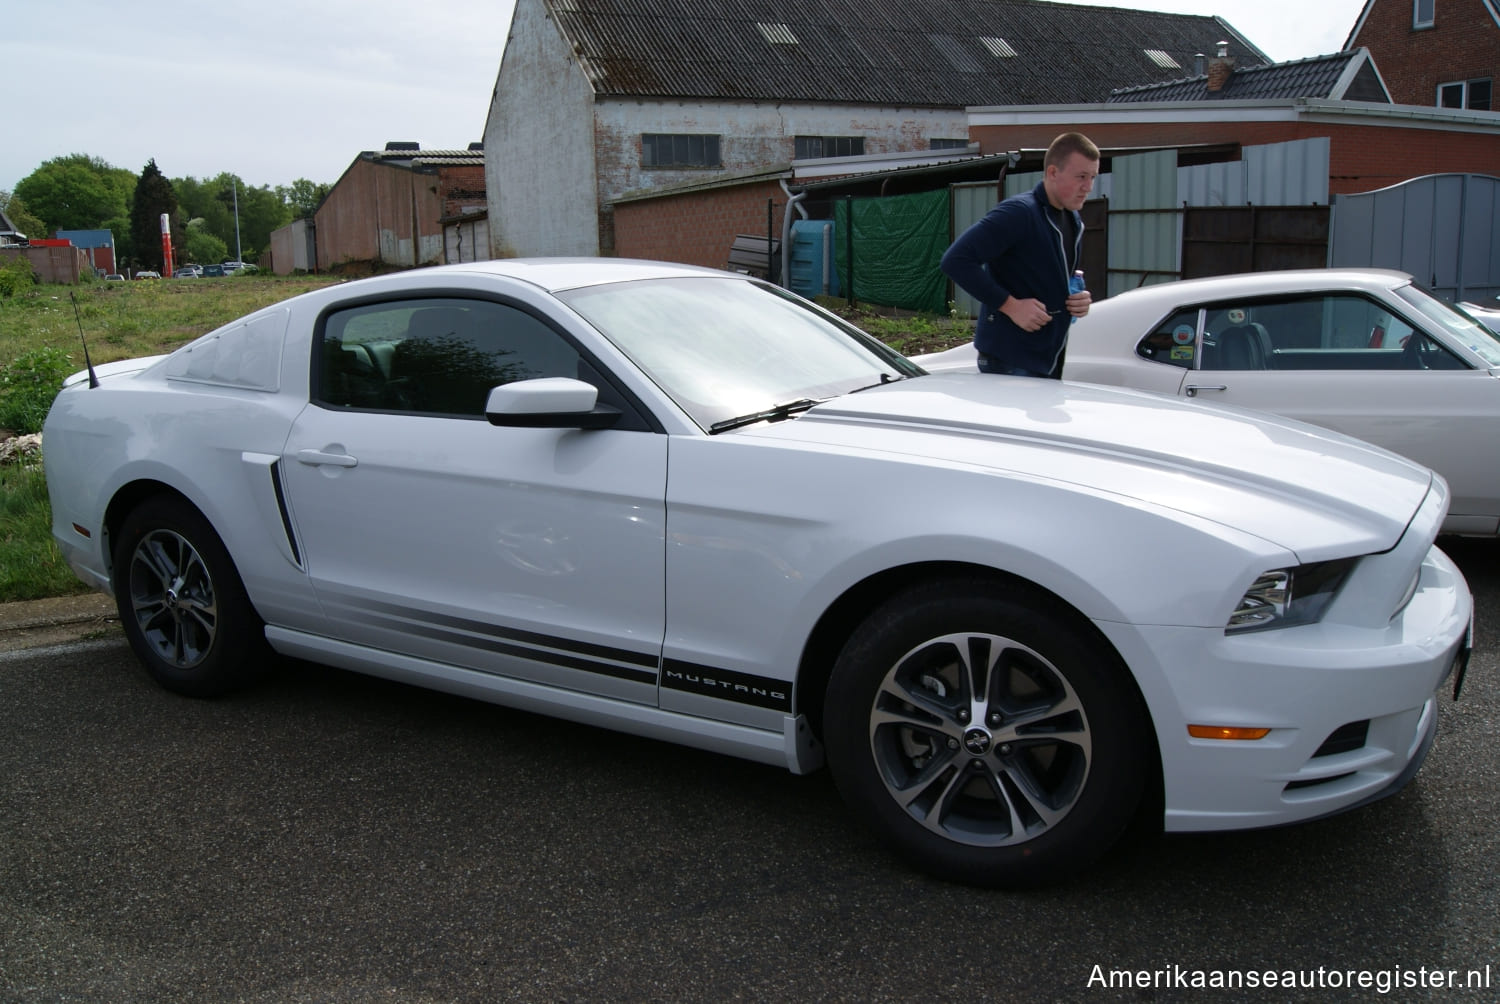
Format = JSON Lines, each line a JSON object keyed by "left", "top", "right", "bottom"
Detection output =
{"left": 1330, "top": 173, "right": 1500, "bottom": 302}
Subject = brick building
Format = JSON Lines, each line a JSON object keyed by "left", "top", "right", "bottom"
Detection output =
{"left": 1345, "top": 0, "right": 1497, "bottom": 109}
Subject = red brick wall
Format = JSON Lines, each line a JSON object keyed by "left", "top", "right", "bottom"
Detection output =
{"left": 0, "top": 246, "right": 91, "bottom": 284}
{"left": 613, "top": 180, "right": 788, "bottom": 267}
{"left": 971, "top": 119, "right": 1500, "bottom": 195}
{"left": 439, "top": 164, "right": 486, "bottom": 219}
{"left": 1351, "top": 0, "right": 1498, "bottom": 106}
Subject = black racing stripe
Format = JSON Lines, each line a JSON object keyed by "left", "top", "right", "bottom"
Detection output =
{"left": 661, "top": 659, "right": 792, "bottom": 712}
{"left": 354, "top": 596, "right": 661, "bottom": 668}
{"left": 326, "top": 599, "right": 659, "bottom": 685}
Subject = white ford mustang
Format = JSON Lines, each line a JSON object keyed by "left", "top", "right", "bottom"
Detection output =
{"left": 43, "top": 259, "right": 1473, "bottom": 887}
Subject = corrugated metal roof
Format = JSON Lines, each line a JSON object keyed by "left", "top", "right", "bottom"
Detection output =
{"left": 1108, "top": 51, "right": 1378, "bottom": 103}
{"left": 545, "top": 0, "right": 1270, "bottom": 107}
{"left": 359, "top": 148, "right": 486, "bottom": 172}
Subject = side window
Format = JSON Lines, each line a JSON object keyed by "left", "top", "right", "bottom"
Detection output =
{"left": 317, "top": 298, "right": 581, "bottom": 415}
{"left": 1135, "top": 308, "right": 1201, "bottom": 370}
{"left": 1193, "top": 294, "right": 1462, "bottom": 372}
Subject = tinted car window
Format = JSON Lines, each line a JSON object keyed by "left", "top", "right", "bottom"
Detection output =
{"left": 1135, "top": 308, "right": 1201, "bottom": 369}
{"left": 1176, "top": 294, "right": 1467, "bottom": 373}
{"left": 317, "top": 298, "right": 582, "bottom": 415}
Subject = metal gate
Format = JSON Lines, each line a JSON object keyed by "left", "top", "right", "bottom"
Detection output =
{"left": 1181, "top": 205, "right": 1330, "bottom": 278}
{"left": 1330, "top": 173, "right": 1500, "bottom": 302}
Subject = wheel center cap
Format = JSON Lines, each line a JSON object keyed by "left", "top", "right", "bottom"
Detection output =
{"left": 963, "top": 728, "right": 991, "bottom": 756}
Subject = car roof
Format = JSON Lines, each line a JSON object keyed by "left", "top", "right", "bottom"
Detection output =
{"left": 426, "top": 257, "right": 736, "bottom": 293}
{"left": 1101, "top": 268, "right": 1415, "bottom": 310}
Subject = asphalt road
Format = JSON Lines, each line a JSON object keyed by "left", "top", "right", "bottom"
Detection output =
{"left": 2, "top": 539, "right": 1496, "bottom": 1002}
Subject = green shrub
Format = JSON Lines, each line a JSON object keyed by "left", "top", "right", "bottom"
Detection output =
{"left": 0, "top": 345, "right": 73, "bottom": 435}
{"left": 0, "top": 255, "right": 36, "bottom": 298}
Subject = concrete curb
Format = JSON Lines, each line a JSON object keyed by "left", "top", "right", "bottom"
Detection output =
{"left": 0, "top": 593, "right": 120, "bottom": 652}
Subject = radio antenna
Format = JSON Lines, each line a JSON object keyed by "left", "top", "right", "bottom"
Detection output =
{"left": 69, "top": 292, "right": 100, "bottom": 389}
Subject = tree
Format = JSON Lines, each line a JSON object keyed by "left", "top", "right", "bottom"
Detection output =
{"left": 12, "top": 154, "right": 134, "bottom": 235}
{"left": 170, "top": 173, "right": 289, "bottom": 262}
{"left": 278, "top": 178, "right": 331, "bottom": 220}
{"left": 129, "top": 160, "right": 178, "bottom": 272}
{"left": 0, "top": 192, "right": 46, "bottom": 241}
{"left": 235, "top": 182, "right": 292, "bottom": 260}
{"left": 183, "top": 221, "right": 228, "bottom": 267}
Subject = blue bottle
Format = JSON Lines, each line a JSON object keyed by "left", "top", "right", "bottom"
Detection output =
{"left": 1068, "top": 270, "right": 1085, "bottom": 324}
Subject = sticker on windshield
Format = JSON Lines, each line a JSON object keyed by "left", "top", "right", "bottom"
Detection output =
{"left": 1172, "top": 324, "right": 1195, "bottom": 345}
{"left": 1227, "top": 308, "right": 1246, "bottom": 324}
{"left": 1171, "top": 346, "right": 1195, "bottom": 361}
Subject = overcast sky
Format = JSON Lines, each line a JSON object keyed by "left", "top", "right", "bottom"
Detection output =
{"left": 4, "top": 0, "right": 1369, "bottom": 195}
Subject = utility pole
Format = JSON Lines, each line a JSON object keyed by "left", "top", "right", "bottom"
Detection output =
{"left": 232, "top": 178, "right": 243, "bottom": 265}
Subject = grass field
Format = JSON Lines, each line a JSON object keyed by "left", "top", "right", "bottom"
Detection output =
{"left": 0, "top": 273, "right": 344, "bottom": 374}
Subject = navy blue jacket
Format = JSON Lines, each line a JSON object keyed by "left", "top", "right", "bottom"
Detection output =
{"left": 940, "top": 181, "right": 1083, "bottom": 376}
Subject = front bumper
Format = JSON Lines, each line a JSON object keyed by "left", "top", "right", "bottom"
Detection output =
{"left": 1097, "top": 543, "right": 1473, "bottom": 833}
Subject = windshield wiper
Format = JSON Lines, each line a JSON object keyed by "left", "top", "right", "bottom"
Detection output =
{"left": 850, "top": 372, "right": 908, "bottom": 393}
{"left": 709, "top": 398, "right": 822, "bottom": 434}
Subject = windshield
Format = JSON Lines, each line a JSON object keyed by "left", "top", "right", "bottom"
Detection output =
{"left": 556, "top": 276, "right": 921, "bottom": 431}
{"left": 1396, "top": 282, "right": 1500, "bottom": 367}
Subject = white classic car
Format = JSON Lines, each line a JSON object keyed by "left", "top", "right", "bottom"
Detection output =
{"left": 43, "top": 259, "right": 1473, "bottom": 888}
{"left": 918, "top": 269, "right": 1500, "bottom": 536}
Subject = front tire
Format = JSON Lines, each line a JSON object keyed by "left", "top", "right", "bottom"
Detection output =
{"left": 824, "top": 577, "right": 1152, "bottom": 888}
{"left": 112, "top": 495, "right": 269, "bottom": 697}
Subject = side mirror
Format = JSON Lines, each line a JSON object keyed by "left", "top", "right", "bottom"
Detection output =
{"left": 484, "top": 377, "right": 621, "bottom": 429}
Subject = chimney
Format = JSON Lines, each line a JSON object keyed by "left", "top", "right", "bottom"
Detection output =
{"left": 1194, "top": 52, "right": 1205, "bottom": 76}
{"left": 1206, "top": 41, "right": 1234, "bottom": 92}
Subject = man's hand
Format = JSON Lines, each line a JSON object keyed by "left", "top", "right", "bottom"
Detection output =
{"left": 1066, "top": 288, "right": 1092, "bottom": 318}
{"left": 1000, "top": 296, "right": 1054, "bottom": 332}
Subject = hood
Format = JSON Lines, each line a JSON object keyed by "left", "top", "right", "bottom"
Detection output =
{"left": 750, "top": 372, "right": 1436, "bottom": 558}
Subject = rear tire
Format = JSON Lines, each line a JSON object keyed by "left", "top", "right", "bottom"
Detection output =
{"left": 824, "top": 577, "right": 1152, "bottom": 888}
{"left": 112, "top": 495, "right": 269, "bottom": 697}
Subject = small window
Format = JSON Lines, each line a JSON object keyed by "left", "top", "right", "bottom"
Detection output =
{"left": 641, "top": 133, "right": 721, "bottom": 169}
{"left": 978, "top": 36, "right": 1017, "bottom": 58}
{"left": 1136, "top": 308, "right": 1202, "bottom": 370}
{"left": 794, "top": 136, "right": 865, "bottom": 159}
{"left": 1413, "top": 0, "right": 1435, "bottom": 29}
{"left": 756, "top": 22, "right": 798, "bottom": 45}
{"left": 929, "top": 138, "right": 971, "bottom": 150}
{"left": 318, "top": 298, "right": 581, "bottom": 415}
{"left": 1439, "top": 78, "right": 1492, "bottom": 110}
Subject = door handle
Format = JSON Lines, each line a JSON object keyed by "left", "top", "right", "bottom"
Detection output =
{"left": 296, "top": 449, "right": 358, "bottom": 468}
{"left": 1184, "top": 384, "right": 1227, "bottom": 397}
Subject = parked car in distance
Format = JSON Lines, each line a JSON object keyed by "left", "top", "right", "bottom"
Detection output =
{"left": 915, "top": 269, "right": 1500, "bottom": 536}
{"left": 133, "top": 271, "right": 160, "bottom": 280}
{"left": 174, "top": 267, "right": 199, "bottom": 278}
{"left": 42, "top": 259, "right": 1472, "bottom": 888}
{"left": 103, "top": 274, "right": 125, "bottom": 282}
{"left": 201, "top": 264, "right": 226, "bottom": 277}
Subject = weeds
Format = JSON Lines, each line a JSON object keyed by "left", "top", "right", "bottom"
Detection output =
{"left": 0, "top": 457, "right": 89, "bottom": 601}
{"left": 0, "top": 346, "right": 73, "bottom": 435}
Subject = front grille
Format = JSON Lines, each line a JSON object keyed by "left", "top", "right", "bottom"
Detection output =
{"left": 1312, "top": 720, "right": 1369, "bottom": 758}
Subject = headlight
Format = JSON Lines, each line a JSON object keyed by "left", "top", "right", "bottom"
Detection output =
{"left": 1227, "top": 558, "right": 1358, "bottom": 632}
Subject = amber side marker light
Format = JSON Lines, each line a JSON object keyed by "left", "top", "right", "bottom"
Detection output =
{"left": 71, "top": 523, "right": 92, "bottom": 538}
{"left": 1188, "top": 725, "right": 1271, "bottom": 741}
